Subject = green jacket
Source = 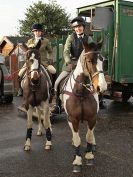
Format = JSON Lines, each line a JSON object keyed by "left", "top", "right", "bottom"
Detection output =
{"left": 26, "top": 38, "right": 53, "bottom": 66}
{"left": 62, "top": 33, "right": 93, "bottom": 72}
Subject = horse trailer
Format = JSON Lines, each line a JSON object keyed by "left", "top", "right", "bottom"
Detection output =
{"left": 77, "top": 0, "right": 133, "bottom": 102}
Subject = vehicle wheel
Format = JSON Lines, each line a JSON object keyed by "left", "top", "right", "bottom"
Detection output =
{"left": 122, "top": 92, "right": 131, "bottom": 103}
{"left": 5, "top": 95, "right": 13, "bottom": 103}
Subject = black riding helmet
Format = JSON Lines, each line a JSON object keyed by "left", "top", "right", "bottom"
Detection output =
{"left": 71, "top": 16, "right": 86, "bottom": 28}
{"left": 31, "top": 23, "right": 43, "bottom": 32}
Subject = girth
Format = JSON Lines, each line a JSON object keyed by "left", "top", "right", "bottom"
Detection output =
{"left": 63, "top": 90, "right": 93, "bottom": 98}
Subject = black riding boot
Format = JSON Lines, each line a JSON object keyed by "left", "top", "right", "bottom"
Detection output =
{"left": 49, "top": 73, "right": 57, "bottom": 103}
{"left": 51, "top": 73, "right": 57, "bottom": 95}
{"left": 99, "top": 93, "right": 106, "bottom": 109}
{"left": 51, "top": 90, "right": 62, "bottom": 115}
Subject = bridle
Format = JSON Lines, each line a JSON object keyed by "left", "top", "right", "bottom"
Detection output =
{"left": 64, "top": 50, "right": 104, "bottom": 96}
{"left": 71, "top": 71, "right": 93, "bottom": 92}
{"left": 81, "top": 50, "right": 103, "bottom": 90}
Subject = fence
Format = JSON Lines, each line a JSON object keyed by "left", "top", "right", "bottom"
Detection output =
{"left": 51, "top": 36, "right": 67, "bottom": 76}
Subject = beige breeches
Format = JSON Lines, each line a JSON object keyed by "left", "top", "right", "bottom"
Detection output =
{"left": 18, "top": 63, "right": 56, "bottom": 88}
{"left": 54, "top": 71, "right": 69, "bottom": 91}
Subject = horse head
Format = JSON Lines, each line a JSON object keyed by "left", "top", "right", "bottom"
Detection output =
{"left": 25, "top": 40, "right": 41, "bottom": 85}
{"left": 81, "top": 40, "right": 107, "bottom": 93}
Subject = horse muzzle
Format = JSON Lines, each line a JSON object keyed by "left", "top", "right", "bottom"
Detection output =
{"left": 31, "top": 78, "right": 40, "bottom": 85}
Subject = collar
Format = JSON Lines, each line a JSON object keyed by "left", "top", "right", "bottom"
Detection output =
{"left": 35, "top": 37, "right": 42, "bottom": 40}
{"left": 77, "top": 33, "right": 84, "bottom": 38}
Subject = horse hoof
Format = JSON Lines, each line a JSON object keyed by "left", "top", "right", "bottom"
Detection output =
{"left": 37, "top": 132, "right": 42, "bottom": 136}
{"left": 24, "top": 145, "right": 31, "bottom": 151}
{"left": 45, "top": 145, "right": 51, "bottom": 150}
{"left": 72, "top": 165, "right": 82, "bottom": 173}
{"left": 86, "top": 159, "right": 94, "bottom": 166}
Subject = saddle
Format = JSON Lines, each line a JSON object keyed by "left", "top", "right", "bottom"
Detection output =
{"left": 56, "top": 74, "right": 71, "bottom": 97}
{"left": 20, "top": 65, "right": 53, "bottom": 87}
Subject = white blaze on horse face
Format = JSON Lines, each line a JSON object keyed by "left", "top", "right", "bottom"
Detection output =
{"left": 93, "top": 92, "right": 99, "bottom": 112}
{"left": 96, "top": 58, "right": 107, "bottom": 93}
{"left": 30, "top": 53, "right": 39, "bottom": 78}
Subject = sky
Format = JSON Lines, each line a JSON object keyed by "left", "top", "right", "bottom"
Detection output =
{"left": 0, "top": 0, "right": 105, "bottom": 37}
{"left": 0, "top": 0, "right": 132, "bottom": 37}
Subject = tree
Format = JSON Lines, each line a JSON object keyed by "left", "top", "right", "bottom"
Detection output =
{"left": 19, "top": 0, "right": 71, "bottom": 37}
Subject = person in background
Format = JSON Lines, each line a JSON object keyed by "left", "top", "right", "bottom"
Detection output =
{"left": 17, "top": 23, "right": 56, "bottom": 99}
{"left": 51, "top": 16, "right": 93, "bottom": 115}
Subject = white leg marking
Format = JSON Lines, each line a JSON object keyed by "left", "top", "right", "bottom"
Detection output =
{"left": 85, "top": 128, "right": 95, "bottom": 160}
{"left": 68, "top": 121, "right": 81, "bottom": 147}
{"left": 86, "top": 128, "right": 96, "bottom": 145}
{"left": 45, "top": 140, "right": 52, "bottom": 150}
{"left": 38, "top": 100, "right": 52, "bottom": 150}
{"left": 73, "top": 155, "right": 82, "bottom": 165}
{"left": 36, "top": 107, "right": 43, "bottom": 136}
{"left": 27, "top": 105, "right": 34, "bottom": 128}
{"left": 40, "top": 100, "right": 51, "bottom": 129}
{"left": 85, "top": 152, "right": 94, "bottom": 160}
{"left": 24, "top": 138, "right": 31, "bottom": 151}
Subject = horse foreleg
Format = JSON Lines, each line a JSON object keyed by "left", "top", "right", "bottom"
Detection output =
{"left": 68, "top": 120, "right": 82, "bottom": 173}
{"left": 45, "top": 127, "right": 52, "bottom": 150}
{"left": 85, "top": 127, "right": 96, "bottom": 165}
{"left": 36, "top": 108, "right": 43, "bottom": 136}
{"left": 24, "top": 106, "right": 33, "bottom": 151}
{"left": 41, "top": 101, "right": 52, "bottom": 150}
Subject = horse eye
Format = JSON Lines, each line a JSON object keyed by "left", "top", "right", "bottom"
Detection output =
{"left": 30, "top": 59, "right": 34, "bottom": 64}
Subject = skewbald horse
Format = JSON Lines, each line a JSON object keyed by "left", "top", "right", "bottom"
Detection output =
{"left": 61, "top": 41, "right": 107, "bottom": 172}
{"left": 21, "top": 43, "right": 52, "bottom": 151}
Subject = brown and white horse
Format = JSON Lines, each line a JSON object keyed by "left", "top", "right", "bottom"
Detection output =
{"left": 61, "top": 41, "right": 107, "bottom": 172}
{"left": 21, "top": 46, "right": 52, "bottom": 151}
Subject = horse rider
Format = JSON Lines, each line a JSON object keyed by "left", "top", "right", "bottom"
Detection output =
{"left": 17, "top": 23, "right": 56, "bottom": 99}
{"left": 51, "top": 16, "right": 94, "bottom": 115}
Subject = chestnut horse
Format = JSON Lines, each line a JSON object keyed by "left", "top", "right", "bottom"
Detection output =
{"left": 21, "top": 45, "right": 52, "bottom": 151}
{"left": 61, "top": 41, "right": 107, "bottom": 172}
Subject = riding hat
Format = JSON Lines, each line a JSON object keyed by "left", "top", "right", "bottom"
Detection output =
{"left": 31, "top": 23, "right": 43, "bottom": 32}
{"left": 71, "top": 16, "right": 86, "bottom": 28}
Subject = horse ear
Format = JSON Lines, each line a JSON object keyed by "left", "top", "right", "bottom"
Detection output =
{"left": 22, "top": 42, "right": 29, "bottom": 51}
{"left": 97, "top": 36, "right": 104, "bottom": 50}
{"left": 82, "top": 40, "right": 89, "bottom": 52}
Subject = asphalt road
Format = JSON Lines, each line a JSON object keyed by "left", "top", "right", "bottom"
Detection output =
{"left": 0, "top": 96, "right": 133, "bottom": 177}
